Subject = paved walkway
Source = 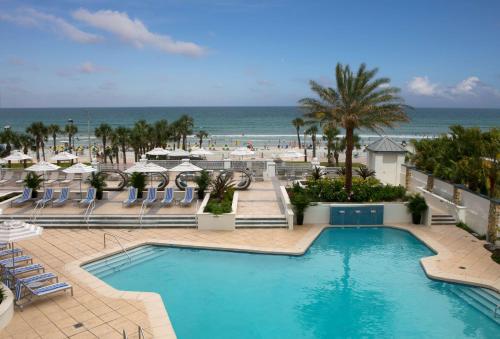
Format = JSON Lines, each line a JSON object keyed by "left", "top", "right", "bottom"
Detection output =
{"left": 236, "top": 181, "right": 283, "bottom": 216}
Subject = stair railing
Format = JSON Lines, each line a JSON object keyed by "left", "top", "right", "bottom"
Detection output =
{"left": 84, "top": 200, "right": 96, "bottom": 229}
{"left": 104, "top": 232, "right": 131, "bottom": 263}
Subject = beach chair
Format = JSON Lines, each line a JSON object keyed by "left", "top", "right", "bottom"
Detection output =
{"left": 0, "top": 171, "right": 13, "bottom": 184}
{"left": 15, "top": 172, "right": 28, "bottom": 184}
{"left": 36, "top": 188, "right": 54, "bottom": 207}
{"left": 60, "top": 173, "right": 74, "bottom": 185}
{"left": 143, "top": 187, "right": 157, "bottom": 207}
{"left": 179, "top": 187, "right": 194, "bottom": 207}
{"left": 15, "top": 272, "right": 57, "bottom": 301}
{"left": 17, "top": 281, "right": 73, "bottom": 309}
{"left": 3, "top": 264, "right": 45, "bottom": 288}
{"left": 52, "top": 187, "right": 70, "bottom": 207}
{"left": 0, "top": 255, "right": 33, "bottom": 268}
{"left": 0, "top": 248, "right": 22, "bottom": 258}
{"left": 79, "top": 187, "right": 96, "bottom": 206}
{"left": 161, "top": 187, "right": 174, "bottom": 207}
{"left": 123, "top": 187, "right": 138, "bottom": 207}
{"left": 11, "top": 187, "right": 32, "bottom": 207}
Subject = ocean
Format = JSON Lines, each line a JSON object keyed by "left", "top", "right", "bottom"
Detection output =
{"left": 0, "top": 107, "right": 498, "bottom": 147}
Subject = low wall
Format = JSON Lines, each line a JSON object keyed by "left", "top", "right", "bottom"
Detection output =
{"left": 0, "top": 283, "right": 14, "bottom": 331}
{"left": 304, "top": 202, "right": 412, "bottom": 225}
{"left": 196, "top": 191, "right": 238, "bottom": 231}
{"left": 279, "top": 186, "right": 294, "bottom": 230}
{"left": 418, "top": 187, "right": 466, "bottom": 223}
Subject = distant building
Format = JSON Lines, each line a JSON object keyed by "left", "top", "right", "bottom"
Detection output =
{"left": 366, "top": 137, "right": 406, "bottom": 186}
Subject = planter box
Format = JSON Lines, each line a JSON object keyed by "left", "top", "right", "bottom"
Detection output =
{"left": 0, "top": 283, "right": 14, "bottom": 331}
{"left": 196, "top": 192, "right": 238, "bottom": 231}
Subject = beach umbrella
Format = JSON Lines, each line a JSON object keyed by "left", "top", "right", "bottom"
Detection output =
{"left": 168, "top": 149, "right": 190, "bottom": 157}
{"left": 51, "top": 151, "right": 78, "bottom": 162}
{"left": 190, "top": 148, "right": 213, "bottom": 156}
{"left": 169, "top": 159, "right": 203, "bottom": 172}
{"left": 230, "top": 147, "right": 255, "bottom": 158}
{"left": 25, "top": 161, "right": 60, "bottom": 189}
{"left": 63, "top": 163, "right": 97, "bottom": 197}
{"left": 146, "top": 148, "right": 170, "bottom": 156}
{"left": 3, "top": 151, "right": 32, "bottom": 168}
{"left": 0, "top": 220, "right": 43, "bottom": 267}
{"left": 125, "top": 160, "right": 167, "bottom": 186}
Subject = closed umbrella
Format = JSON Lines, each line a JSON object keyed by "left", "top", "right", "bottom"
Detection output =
{"left": 0, "top": 220, "right": 43, "bottom": 267}
{"left": 63, "top": 163, "right": 97, "bottom": 197}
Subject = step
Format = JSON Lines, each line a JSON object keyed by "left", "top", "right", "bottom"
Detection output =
{"left": 449, "top": 285, "right": 500, "bottom": 324}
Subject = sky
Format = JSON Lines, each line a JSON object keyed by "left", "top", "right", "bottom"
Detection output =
{"left": 1, "top": 0, "right": 500, "bottom": 108}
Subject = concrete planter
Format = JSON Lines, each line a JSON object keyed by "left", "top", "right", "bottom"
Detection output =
{"left": 196, "top": 191, "right": 238, "bottom": 231}
{"left": 0, "top": 283, "right": 14, "bottom": 331}
{"left": 304, "top": 202, "right": 412, "bottom": 225}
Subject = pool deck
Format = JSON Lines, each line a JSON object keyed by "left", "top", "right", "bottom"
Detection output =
{"left": 1, "top": 224, "right": 499, "bottom": 338}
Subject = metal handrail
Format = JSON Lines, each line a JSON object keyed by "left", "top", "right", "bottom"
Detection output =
{"left": 84, "top": 200, "right": 95, "bottom": 229}
{"left": 138, "top": 201, "right": 147, "bottom": 227}
{"left": 103, "top": 232, "right": 131, "bottom": 263}
{"left": 138, "top": 326, "right": 145, "bottom": 339}
{"left": 122, "top": 329, "right": 128, "bottom": 339}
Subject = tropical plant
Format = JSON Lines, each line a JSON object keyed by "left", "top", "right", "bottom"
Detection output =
{"left": 152, "top": 119, "right": 170, "bottom": 148}
{"left": 23, "top": 172, "right": 44, "bottom": 198}
{"left": 195, "top": 170, "right": 211, "bottom": 199}
{"left": 95, "top": 123, "right": 113, "bottom": 163}
{"left": 204, "top": 189, "right": 234, "bottom": 215}
{"left": 310, "top": 166, "right": 323, "bottom": 181}
{"left": 356, "top": 165, "right": 376, "bottom": 179}
{"left": 177, "top": 115, "right": 194, "bottom": 150}
{"left": 85, "top": 172, "right": 107, "bottom": 200}
{"left": 322, "top": 124, "right": 340, "bottom": 166}
{"left": 289, "top": 184, "right": 311, "bottom": 225}
{"left": 17, "top": 133, "right": 33, "bottom": 155}
{"left": 0, "top": 129, "right": 17, "bottom": 156}
{"left": 195, "top": 130, "right": 209, "bottom": 148}
{"left": 26, "top": 121, "right": 47, "bottom": 161}
{"left": 299, "top": 63, "right": 408, "bottom": 194}
{"left": 210, "top": 173, "right": 235, "bottom": 202}
{"left": 291, "top": 117, "right": 305, "bottom": 148}
{"left": 129, "top": 172, "right": 146, "bottom": 198}
{"left": 305, "top": 124, "right": 318, "bottom": 158}
{"left": 114, "top": 127, "right": 130, "bottom": 164}
{"left": 406, "top": 193, "right": 428, "bottom": 224}
{"left": 64, "top": 123, "right": 78, "bottom": 153}
{"left": 336, "top": 167, "right": 347, "bottom": 176}
{"left": 47, "top": 124, "right": 61, "bottom": 153}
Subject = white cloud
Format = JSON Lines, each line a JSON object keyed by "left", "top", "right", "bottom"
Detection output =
{"left": 0, "top": 8, "right": 102, "bottom": 44}
{"left": 78, "top": 62, "right": 102, "bottom": 74}
{"left": 408, "top": 76, "right": 439, "bottom": 96}
{"left": 450, "top": 76, "right": 480, "bottom": 95}
{"left": 72, "top": 9, "right": 205, "bottom": 57}
{"left": 57, "top": 62, "right": 108, "bottom": 77}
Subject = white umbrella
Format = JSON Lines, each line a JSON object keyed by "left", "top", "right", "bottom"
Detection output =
{"left": 125, "top": 160, "right": 167, "bottom": 186}
{"left": 3, "top": 150, "right": 32, "bottom": 162}
{"left": 169, "top": 159, "right": 203, "bottom": 172}
{"left": 169, "top": 149, "right": 190, "bottom": 157}
{"left": 63, "top": 163, "right": 97, "bottom": 197}
{"left": 146, "top": 148, "right": 170, "bottom": 156}
{"left": 26, "top": 161, "right": 60, "bottom": 190}
{"left": 279, "top": 150, "right": 304, "bottom": 159}
{"left": 230, "top": 147, "right": 255, "bottom": 157}
{"left": 190, "top": 148, "right": 213, "bottom": 156}
{"left": 0, "top": 220, "right": 43, "bottom": 267}
{"left": 51, "top": 151, "right": 78, "bottom": 162}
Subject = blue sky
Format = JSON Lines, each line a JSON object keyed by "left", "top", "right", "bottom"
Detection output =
{"left": 1, "top": 0, "right": 500, "bottom": 108}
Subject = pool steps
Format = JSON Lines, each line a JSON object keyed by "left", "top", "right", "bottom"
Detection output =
{"left": 450, "top": 284, "right": 500, "bottom": 324}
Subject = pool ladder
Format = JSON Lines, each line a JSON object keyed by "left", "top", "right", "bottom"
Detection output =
{"left": 103, "top": 232, "right": 131, "bottom": 264}
{"left": 122, "top": 325, "right": 146, "bottom": 339}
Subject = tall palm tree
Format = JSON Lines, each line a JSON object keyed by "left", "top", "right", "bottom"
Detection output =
{"left": 176, "top": 115, "right": 194, "bottom": 150}
{"left": 322, "top": 124, "right": 340, "bottom": 166}
{"left": 291, "top": 118, "right": 304, "bottom": 148}
{"left": 305, "top": 125, "right": 318, "bottom": 158}
{"left": 114, "top": 126, "right": 130, "bottom": 164}
{"left": 299, "top": 63, "right": 408, "bottom": 192}
{"left": 47, "top": 124, "right": 61, "bottom": 153}
{"left": 26, "top": 121, "right": 47, "bottom": 161}
{"left": 0, "top": 129, "right": 16, "bottom": 156}
{"left": 17, "top": 133, "right": 33, "bottom": 155}
{"left": 132, "top": 120, "right": 151, "bottom": 155}
{"left": 64, "top": 123, "right": 78, "bottom": 153}
{"left": 94, "top": 123, "right": 113, "bottom": 163}
{"left": 153, "top": 119, "right": 169, "bottom": 148}
{"left": 195, "top": 130, "right": 209, "bottom": 148}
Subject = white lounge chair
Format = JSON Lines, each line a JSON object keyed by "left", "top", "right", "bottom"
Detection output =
{"left": 15, "top": 272, "right": 57, "bottom": 301}
{"left": 0, "top": 171, "right": 13, "bottom": 184}
{"left": 60, "top": 173, "right": 74, "bottom": 184}
{"left": 17, "top": 280, "right": 73, "bottom": 309}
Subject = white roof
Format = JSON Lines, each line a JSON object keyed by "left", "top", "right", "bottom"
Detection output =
{"left": 51, "top": 151, "right": 78, "bottom": 161}
{"left": 26, "top": 161, "right": 60, "bottom": 172}
{"left": 366, "top": 137, "right": 406, "bottom": 153}
{"left": 0, "top": 220, "right": 43, "bottom": 243}
{"left": 169, "top": 159, "right": 203, "bottom": 172}
{"left": 146, "top": 147, "right": 170, "bottom": 156}
{"left": 62, "top": 163, "right": 96, "bottom": 174}
{"left": 3, "top": 151, "right": 32, "bottom": 161}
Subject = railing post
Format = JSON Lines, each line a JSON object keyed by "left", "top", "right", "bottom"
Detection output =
{"left": 453, "top": 185, "right": 462, "bottom": 205}
{"left": 426, "top": 174, "right": 434, "bottom": 192}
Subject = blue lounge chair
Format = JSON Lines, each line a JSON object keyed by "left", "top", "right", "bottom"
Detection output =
{"left": 79, "top": 187, "right": 96, "bottom": 206}
{"left": 0, "top": 255, "right": 33, "bottom": 268}
{"left": 161, "top": 187, "right": 174, "bottom": 206}
{"left": 180, "top": 187, "right": 194, "bottom": 207}
{"left": 18, "top": 281, "right": 73, "bottom": 309}
{"left": 36, "top": 188, "right": 54, "bottom": 207}
{"left": 15, "top": 272, "right": 57, "bottom": 301}
{"left": 0, "top": 248, "right": 22, "bottom": 258}
{"left": 11, "top": 187, "right": 33, "bottom": 207}
{"left": 3, "top": 264, "right": 45, "bottom": 288}
{"left": 143, "top": 187, "right": 157, "bottom": 207}
{"left": 123, "top": 187, "right": 138, "bottom": 207}
{"left": 52, "top": 187, "right": 70, "bottom": 207}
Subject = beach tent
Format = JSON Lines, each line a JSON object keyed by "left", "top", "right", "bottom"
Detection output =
{"left": 63, "top": 163, "right": 96, "bottom": 197}
{"left": 230, "top": 147, "right": 255, "bottom": 158}
{"left": 3, "top": 151, "right": 32, "bottom": 168}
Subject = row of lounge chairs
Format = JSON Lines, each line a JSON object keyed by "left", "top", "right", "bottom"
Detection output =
{"left": 11, "top": 187, "right": 94, "bottom": 208}
{"left": 0, "top": 171, "right": 76, "bottom": 186}
{"left": 123, "top": 187, "right": 194, "bottom": 207}
{"left": 0, "top": 242, "right": 73, "bottom": 309}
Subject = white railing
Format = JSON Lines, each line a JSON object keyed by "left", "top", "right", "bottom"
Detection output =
{"left": 84, "top": 200, "right": 96, "bottom": 229}
{"left": 279, "top": 186, "right": 294, "bottom": 230}
{"left": 138, "top": 201, "right": 147, "bottom": 227}
{"left": 103, "top": 232, "right": 131, "bottom": 263}
{"left": 30, "top": 201, "right": 46, "bottom": 223}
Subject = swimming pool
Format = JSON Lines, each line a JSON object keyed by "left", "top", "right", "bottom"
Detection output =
{"left": 83, "top": 227, "right": 500, "bottom": 338}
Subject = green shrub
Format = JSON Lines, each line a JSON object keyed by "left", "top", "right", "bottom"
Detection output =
{"left": 129, "top": 172, "right": 146, "bottom": 198}
{"left": 24, "top": 172, "right": 44, "bottom": 197}
{"left": 85, "top": 172, "right": 107, "bottom": 200}
{"left": 195, "top": 170, "right": 211, "bottom": 199}
{"left": 0, "top": 286, "right": 4, "bottom": 304}
{"left": 204, "top": 189, "right": 234, "bottom": 215}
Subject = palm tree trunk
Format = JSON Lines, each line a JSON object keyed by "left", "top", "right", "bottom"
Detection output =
{"left": 68, "top": 134, "right": 72, "bottom": 153}
{"left": 41, "top": 141, "right": 46, "bottom": 161}
{"left": 345, "top": 127, "right": 354, "bottom": 195}
{"left": 327, "top": 142, "right": 333, "bottom": 166}
{"left": 102, "top": 139, "right": 107, "bottom": 163}
{"left": 199, "top": 137, "right": 203, "bottom": 148}
{"left": 122, "top": 145, "right": 127, "bottom": 164}
{"left": 334, "top": 151, "right": 339, "bottom": 166}
{"left": 312, "top": 135, "right": 316, "bottom": 158}
{"left": 303, "top": 134, "right": 307, "bottom": 162}
{"left": 182, "top": 135, "right": 187, "bottom": 150}
{"left": 52, "top": 136, "right": 57, "bottom": 153}
{"left": 296, "top": 128, "right": 301, "bottom": 149}
{"left": 35, "top": 140, "right": 40, "bottom": 161}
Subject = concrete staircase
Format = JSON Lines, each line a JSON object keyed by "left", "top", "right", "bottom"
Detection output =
{"left": 431, "top": 214, "right": 456, "bottom": 225}
{"left": 235, "top": 215, "right": 288, "bottom": 228}
{"left": 0, "top": 214, "right": 197, "bottom": 228}
{"left": 449, "top": 284, "right": 500, "bottom": 324}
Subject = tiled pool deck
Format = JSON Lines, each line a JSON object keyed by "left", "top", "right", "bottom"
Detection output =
{"left": 1, "top": 224, "right": 499, "bottom": 338}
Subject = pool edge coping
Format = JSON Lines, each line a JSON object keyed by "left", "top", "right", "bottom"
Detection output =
{"left": 64, "top": 224, "right": 500, "bottom": 338}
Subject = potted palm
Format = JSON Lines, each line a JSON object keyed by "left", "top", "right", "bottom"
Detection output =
{"left": 129, "top": 172, "right": 146, "bottom": 198}
{"left": 407, "top": 193, "right": 428, "bottom": 224}
{"left": 85, "top": 172, "right": 107, "bottom": 200}
{"left": 289, "top": 184, "right": 311, "bottom": 225}
{"left": 23, "top": 172, "right": 43, "bottom": 198}
{"left": 195, "top": 170, "right": 211, "bottom": 199}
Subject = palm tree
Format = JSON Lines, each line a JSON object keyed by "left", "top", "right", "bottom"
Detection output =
{"left": 195, "top": 130, "right": 209, "bottom": 148}
{"left": 64, "top": 123, "right": 78, "bottom": 153}
{"left": 94, "top": 123, "right": 113, "bottom": 163}
{"left": 305, "top": 125, "right": 318, "bottom": 158}
{"left": 153, "top": 119, "right": 169, "bottom": 148}
{"left": 176, "top": 115, "right": 194, "bottom": 150}
{"left": 299, "top": 63, "right": 408, "bottom": 193}
{"left": 291, "top": 118, "right": 304, "bottom": 148}
{"left": 47, "top": 124, "right": 61, "bottom": 153}
{"left": 114, "top": 126, "right": 130, "bottom": 164}
{"left": 0, "top": 129, "right": 17, "bottom": 156}
{"left": 17, "top": 133, "right": 33, "bottom": 155}
{"left": 322, "top": 124, "right": 340, "bottom": 166}
{"left": 26, "top": 122, "right": 47, "bottom": 161}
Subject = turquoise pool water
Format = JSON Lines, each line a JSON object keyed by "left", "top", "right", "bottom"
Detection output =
{"left": 84, "top": 228, "right": 500, "bottom": 338}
